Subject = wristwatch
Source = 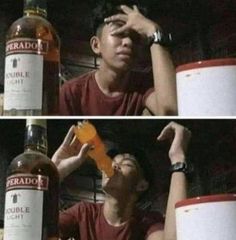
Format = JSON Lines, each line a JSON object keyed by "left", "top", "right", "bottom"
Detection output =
{"left": 169, "top": 162, "right": 192, "bottom": 174}
{"left": 148, "top": 29, "right": 172, "bottom": 48}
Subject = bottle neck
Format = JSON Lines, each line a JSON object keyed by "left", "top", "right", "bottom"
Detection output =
{"left": 24, "top": 124, "right": 48, "bottom": 155}
{"left": 23, "top": 0, "right": 47, "bottom": 18}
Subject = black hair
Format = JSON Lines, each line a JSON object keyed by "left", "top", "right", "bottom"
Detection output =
{"left": 92, "top": 0, "right": 148, "bottom": 36}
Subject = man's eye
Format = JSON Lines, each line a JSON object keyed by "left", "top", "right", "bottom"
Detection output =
{"left": 130, "top": 32, "right": 141, "bottom": 43}
{"left": 111, "top": 26, "right": 119, "bottom": 31}
{"left": 122, "top": 162, "right": 135, "bottom": 168}
{"left": 110, "top": 22, "right": 123, "bottom": 30}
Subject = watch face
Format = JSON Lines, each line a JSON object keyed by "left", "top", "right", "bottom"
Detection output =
{"left": 171, "top": 162, "right": 187, "bottom": 172}
{"left": 176, "top": 162, "right": 186, "bottom": 168}
{"left": 152, "top": 30, "right": 172, "bottom": 47}
{"left": 154, "top": 31, "right": 162, "bottom": 42}
{"left": 148, "top": 29, "right": 173, "bottom": 47}
{"left": 170, "top": 162, "right": 194, "bottom": 175}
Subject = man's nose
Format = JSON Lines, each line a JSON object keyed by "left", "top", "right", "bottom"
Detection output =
{"left": 112, "top": 162, "right": 121, "bottom": 171}
{"left": 122, "top": 36, "right": 133, "bottom": 48}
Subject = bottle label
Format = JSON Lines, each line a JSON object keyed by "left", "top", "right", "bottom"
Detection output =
{"left": 5, "top": 38, "right": 48, "bottom": 55}
{"left": 4, "top": 38, "right": 48, "bottom": 111}
{"left": 4, "top": 174, "right": 49, "bottom": 240}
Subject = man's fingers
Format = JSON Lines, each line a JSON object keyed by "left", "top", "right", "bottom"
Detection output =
{"left": 62, "top": 125, "right": 75, "bottom": 146}
{"left": 110, "top": 24, "right": 129, "bottom": 35}
{"left": 77, "top": 143, "right": 92, "bottom": 158}
{"left": 70, "top": 135, "right": 80, "bottom": 148}
{"left": 157, "top": 124, "right": 174, "bottom": 141}
{"left": 132, "top": 5, "right": 139, "bottom": 12}
{"left": 104, "top": 14, "right": 128, "bottom": 23}
{"left": 66, "top": 144, "right": 90, "bottom": 164}
{"left": 157, "top": 122, "right": 192, "bottom": 145}
{"left": 120, "top": 5, "right": 133, "bottom": 14}
{"left": 157, "top": 129, "right": 172, "bottom": 141}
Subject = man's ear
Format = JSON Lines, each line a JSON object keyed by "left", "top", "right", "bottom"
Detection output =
{"left": 90, "top": 36, "right": 101, "bottom": 56}
{"left": 136, "top": 179, "right": 149, "bottom": 193}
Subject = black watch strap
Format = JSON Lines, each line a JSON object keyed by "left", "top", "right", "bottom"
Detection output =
{"left": 148, "top": 29, "right": 172, "bottom": 48}
{"left": 170, "top": 162, "right": 192, "bottom": 174}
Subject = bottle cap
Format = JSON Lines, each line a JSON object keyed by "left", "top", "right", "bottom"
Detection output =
{"left": 24, "top": 0, "right": 47, "bottom": 17}
{"left": 26, "top": 118, "right": 47, "bottom": 128}
{"left": 77, "top": 121, "right": 84, "bottom": 128}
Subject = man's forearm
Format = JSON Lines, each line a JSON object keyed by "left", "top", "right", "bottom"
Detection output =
{"left": 150, "top": 45, "right": 177, "bottom": 115}
{"left": 164, "top": 172, "right": 187, "bottom": 240}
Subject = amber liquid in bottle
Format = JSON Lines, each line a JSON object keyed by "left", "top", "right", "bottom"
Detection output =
{"left": 74, "top": 121, "right": 114, "bottom": 177}
{"left": 4, "top": 0, "right": 60, "bottom": 116}
{"left": 3, "top": 119, "right": 59, "bottom": 240}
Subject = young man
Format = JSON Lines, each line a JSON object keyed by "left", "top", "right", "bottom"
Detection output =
{"left": 59, "top": 3, "right": 177, "bottom": 116}
{"left": 52, "top": 121, "right": 191, "bottom": 240}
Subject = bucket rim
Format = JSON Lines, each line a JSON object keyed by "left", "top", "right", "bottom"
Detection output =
{"left": 176, "top": 58, "right": 236, "bottom": 73}
{"left": 175, "top": 193, "right": 236, "bottom": 208}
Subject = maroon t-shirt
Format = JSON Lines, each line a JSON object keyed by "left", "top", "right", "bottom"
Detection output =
{"left": 59, "top": 71, "right": 154, "bottom": 116}
{"left": 59, "top": 201, "right": 164, "bottom": 240}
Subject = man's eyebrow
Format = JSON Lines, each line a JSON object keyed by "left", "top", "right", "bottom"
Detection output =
{"left": 122, "top": 157, "right": 138, "bottom": 166}
{"left": 113, "top": 155, "right": 136, "bottom": 162}
{"left": 123, "top": 157, "right": 136, "bottom": 161}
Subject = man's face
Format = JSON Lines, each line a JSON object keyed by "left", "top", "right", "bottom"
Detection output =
{"left": 102, "top": 153, "right": 144, "bottom": 196}
{"left": 97, "top": 22, "right": 140, "bottom": 72}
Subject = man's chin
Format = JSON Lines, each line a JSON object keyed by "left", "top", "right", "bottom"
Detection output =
{"left": 113, "top": 60, "right": 134, "bottom": 72}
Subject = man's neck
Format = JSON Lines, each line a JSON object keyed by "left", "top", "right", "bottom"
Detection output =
{"left": 95, "top": 64, "right": 130, "bottom": 97}
{"left": 103, "top": 193, "right": 136, "bottom": 227}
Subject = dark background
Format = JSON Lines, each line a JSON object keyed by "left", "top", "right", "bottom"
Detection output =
{"left": 0, "top": 0, "right": 236, "bottom": 86}
{"left": 0, "top": 119, "right": 236, "bottom": 219}
{"left": 0, "top": 0, "right": 236, "bottom": 221}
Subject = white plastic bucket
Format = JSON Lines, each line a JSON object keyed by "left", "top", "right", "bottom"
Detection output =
{"left": 175, "top": 194, "right": 236, "bottom": 240}
{"left": 176, "top": 58, "right": 236, "bottom": 116}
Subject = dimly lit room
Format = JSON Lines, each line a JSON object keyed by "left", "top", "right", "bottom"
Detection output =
{"left": 0, "top": 119, "right": 236, "bottom": 239}
{"left": 0, "top": 0, "right": 236, "bottom": 115}
{"left": 0, "top": 0, "right": 236, "bottom": 239}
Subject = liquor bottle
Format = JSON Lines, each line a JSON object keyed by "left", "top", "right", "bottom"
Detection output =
{"left": 74, "top": 121, "right": 114, "bottom": 177}
{"left": 3, "top": 0, "right": 60, "bottom": 116}
{"left": 3, "top": 119, "right": 59, "bottom": 240}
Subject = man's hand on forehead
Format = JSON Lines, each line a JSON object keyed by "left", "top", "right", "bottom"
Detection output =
{"left": 104, "top": 5, "right": 159, "bottom": 38}
{"left": 104, "top": 5, "right": 133, "bottom": 25}
{"left": 107, "top": 21, "right": 125, "bottom": 31}
{"left": 104, "top": 5, "right": 140, "bottom": 36}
